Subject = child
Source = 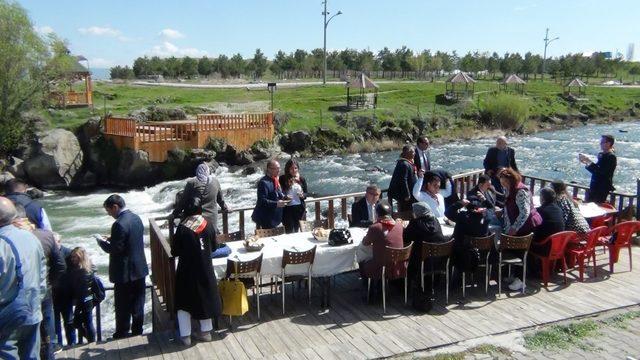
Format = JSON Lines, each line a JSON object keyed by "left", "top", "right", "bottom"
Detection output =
{"left": 63, "top": 247, "right": 96, "bottom": 343}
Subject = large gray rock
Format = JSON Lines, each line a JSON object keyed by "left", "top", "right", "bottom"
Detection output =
{"left": 24, "top": 129, "right": 84, "bottom": 189}
{"left": 114, "top": 149, "right": 154, "bottom": 186}
{"left": 280, "top": 131, "right": 311, "bottom": 153}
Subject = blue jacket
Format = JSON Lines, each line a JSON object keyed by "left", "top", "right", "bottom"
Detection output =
{"left": 0, "top": 225, "right": 47, "bottom": 326}
{"left": 5, "top": 192, "right": 48, "bottom": 230}
{"left": 251, "top": 176, "right": 284, "bottom": 229}
{"left": 99, "top": 209, "right": 148, "bottom": 284}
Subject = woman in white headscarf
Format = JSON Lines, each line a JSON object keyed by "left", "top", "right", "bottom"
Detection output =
{"left": 174, "top": 163, "right": 229, "bottom": 233}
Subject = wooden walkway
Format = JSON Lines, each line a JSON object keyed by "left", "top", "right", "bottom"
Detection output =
{"left": 58, "top": 246, "right": 640, "bottom": 359}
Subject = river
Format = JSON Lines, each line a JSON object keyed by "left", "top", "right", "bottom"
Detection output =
{"left": 41, "top": 121, "right": 640, "bottom": 333}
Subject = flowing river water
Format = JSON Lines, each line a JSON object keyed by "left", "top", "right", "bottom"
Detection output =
{"left": 41, "top": 121, "right": 640, "bottom": 333}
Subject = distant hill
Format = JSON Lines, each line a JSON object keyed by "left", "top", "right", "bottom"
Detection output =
{"left": 91, "top": 68, "right": 111, "bottom": 80}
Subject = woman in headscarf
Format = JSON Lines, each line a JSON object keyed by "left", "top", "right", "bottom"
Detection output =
{"left": 171, "top": 198, "right": 222, "bottom": 346}
{"left": 279, "top": 158, "right": 308, "bottom": 233}
{"left": 174, "top": 163, "right": 228, "bottom": 234}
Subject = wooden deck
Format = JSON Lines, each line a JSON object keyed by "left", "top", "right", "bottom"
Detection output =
{"left": 58, "top": 246, "right": 640, "bottom": 359}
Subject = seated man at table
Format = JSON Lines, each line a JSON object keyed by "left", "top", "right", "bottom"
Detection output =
{"left": 404, "top": 202, "right": 446, "bottom": 284}
{"left": 467, "top": 174, "right": 503, "bottom": 226}
{"left": 350, "top": 184, "right": 381, "bottom": 228}
{"left": 531, "top": 188, "right": 565, "bottom": 256}
{"left": 358, "top": 202, "right": 403, "bottom": 298}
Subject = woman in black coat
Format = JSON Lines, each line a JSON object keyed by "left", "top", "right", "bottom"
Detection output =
{"left": 404, "top": 202, "right": 446, "bottom": 282}
{"left": 171, "top": 198, "right": 222, "bottom": 346}
{"left": 279, "top": 158, "right": 308, "bottom": 233}
{"left": 446, "top": 200, "right": 490, "bottom": 272}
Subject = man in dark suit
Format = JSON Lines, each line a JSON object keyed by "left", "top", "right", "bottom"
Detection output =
{"left": 414, "top": 136, "right": 431, "bottom": 172}
{"left": 251, "top": 160, "right": 287, "bottom": 229}
{"left": 97, "top": 194, "right": 148, "bottom": 339}
{"left": 466, "top": 174, "right": 500, "bottom": 208}
{"left": 388, "top": 145, "right": 417, "bottom": 212}
{"left": 483, "top": 136, "right": 518, "bottom": 194}
{"left": 579, "top": 134, "right": 617, "bottom": 203}
{"left": 351, "top": 184, "right": 381, "bottom": 228}
{"left": 483, "top": 136, "right": 518, "bottom": 174}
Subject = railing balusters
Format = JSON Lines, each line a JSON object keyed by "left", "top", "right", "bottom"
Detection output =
{"left": 341, "top": 198, "right": 348, "bottom": 220}
{"left": 328, "top": 200, "right": 335, "bottom": 228}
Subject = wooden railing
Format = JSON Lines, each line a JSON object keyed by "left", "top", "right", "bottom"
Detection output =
{"left": 65, "top": 91, "right": 88, "bottom": 105}
{"left": 149, "top": 215, "right": 176, "bottom": 322}
{"left": 197, "top": 112, "right": 273, "bottom": 131}
{"left": 136, "top": 122, "right": 197, "bottom": 142}
{"left": 104, "top": 117, "right": 136, "bottom": 137}
{"left": 149, "top": 170, "right": 639, "bottom": 331}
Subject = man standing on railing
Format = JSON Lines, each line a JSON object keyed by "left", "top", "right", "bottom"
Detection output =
{"left": 96, "top": 195, "right": 148, "bottom": 339}
{"left": 251, "top": 160, "right": 287, "bottom": 229}
{"left": 579, "top": 134, "right": 617, "bottom": 203}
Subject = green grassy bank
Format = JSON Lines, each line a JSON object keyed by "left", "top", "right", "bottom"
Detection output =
{"left": 46, "top": 79, "right": 640, "bottom": 141}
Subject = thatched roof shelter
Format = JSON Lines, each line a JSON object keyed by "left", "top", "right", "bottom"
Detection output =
{"left": 564, "top": 77, "right": 587, "bottom": 97}
{"left": 345, "top": 73, "right": 378, "bottom": 108}
{"left": 500, "top": 74, "right": 526, "bottom": 94}
{"left": 444, "top": 72, "right": 476, "bottom": 101}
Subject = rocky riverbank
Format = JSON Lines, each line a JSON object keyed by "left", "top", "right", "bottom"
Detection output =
{"left": 0, "top": 105, "right": 636, "bottom": 192}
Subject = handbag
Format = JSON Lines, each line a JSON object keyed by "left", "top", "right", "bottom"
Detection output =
{"left": 0, "top": 235, "right": 35, "bottom": 341}
{"left": 328, "top": 229, "right": 352, "bottom": 246}
{"left": 218, "top": 262, "right": 249, "bottom": 316}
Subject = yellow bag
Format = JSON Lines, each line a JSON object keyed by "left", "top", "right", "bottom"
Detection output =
{"left": 218, "top": 263, "right": 249, "bottom": 316}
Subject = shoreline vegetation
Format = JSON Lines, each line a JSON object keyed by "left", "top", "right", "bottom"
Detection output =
{"left": 2, "top": 79, "right": 639, "bottom": 191}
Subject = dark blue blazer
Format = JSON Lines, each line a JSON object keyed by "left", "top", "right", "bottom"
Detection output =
{"left": 483, "top": 146, "right": 518, "bottom": 173}
{"left": 586, "top": 152, "right": 616, "bottom": 202}
{"left": 351, "top": 197, "right": 377, "bottom": 228}
{"left": 388, "top": 159, "right": 417, "bottom": 202}
{"left": 251, "top": 176, "right": 284, "bottom": 229}
{"left": 99, "top": 209, "right": 148, "bottom": 284}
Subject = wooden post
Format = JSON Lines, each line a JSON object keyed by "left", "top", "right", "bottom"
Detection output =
{"left": 315, "top": 202, "right": 321, "bottom": 223}
{"left": 239, "top": 211, "right": 245, "bottom": 239}
{"left": 341, "top": 198, "right": 348, "bottom": 220}
{"left": 328, "top": 200, "right": 335, "bottom": 228}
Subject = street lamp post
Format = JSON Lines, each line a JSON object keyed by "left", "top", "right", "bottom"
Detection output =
{"left": 322, "top": 0, "right": 342, "bottom": 85}
{"left": 542, "top": 28, "right": 559, "bottom": 80}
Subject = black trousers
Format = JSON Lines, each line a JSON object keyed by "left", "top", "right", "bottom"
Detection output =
{"left": 585, "top": 189, "right": 608, "bottom": 203}
{"left": 282, "top": 204, "right": 306, "bottom": 233}
{"left": 113, "top": 278, "right": 145, "bottom": 338}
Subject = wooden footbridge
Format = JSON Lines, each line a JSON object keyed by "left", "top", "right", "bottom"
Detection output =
{"left": 103, "top": 112, "right": 275, "bottom": 162}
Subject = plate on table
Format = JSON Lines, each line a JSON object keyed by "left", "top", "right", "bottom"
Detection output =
{"left": 312, "top": 227, "right": 330, "bottom": 242}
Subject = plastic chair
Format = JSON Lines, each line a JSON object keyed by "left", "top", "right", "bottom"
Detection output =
{"left": 589, "top": 203, "right": 616, "bottom": 229}
{"left": 530, "top": 231, "right": 577, "bottom": 288}
{"left": 420, "top": 240, "right": 454, "bottom": 304}
{"left": 217, "top": 231, "right": 243, "bottom": 243}
{"left": 255, "top": 226, "right": 285, "bottom": 238}
{"left": 299, "top": 219, "right": 329, "bottom": 232}
{"left": 597, "top": 221, "right": 640, "bottom": 273}
{"left": 226, "top": 253, "right": 263, "bottom": 321}
{"left": 279, "top": 246, "right": 317, "bottom": 315}
{"left": 366, "top": 242, "right": 413, "bottom": 314}
{"left": 497, "top": 233, "right": 533, "bottom": 296}
{"left": 567, "top": 226, "right": 607, "bottom": 281}
{"left": 463, "top": 233, "right": 495, "bottom": 297}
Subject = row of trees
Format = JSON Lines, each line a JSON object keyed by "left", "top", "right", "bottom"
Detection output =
{"left": 114, "top": 47, "right": 636, "bottom": 80}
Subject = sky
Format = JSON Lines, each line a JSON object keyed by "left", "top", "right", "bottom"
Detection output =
{"left": 18, "top": 0, "right": 640, "bottom": 68}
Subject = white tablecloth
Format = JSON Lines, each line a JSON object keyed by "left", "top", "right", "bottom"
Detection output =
{"left": 532, "top": 195, "right": 611, "bottom": 219}
{"left": 212, "top": 224, "right": 455, "bottom": 279}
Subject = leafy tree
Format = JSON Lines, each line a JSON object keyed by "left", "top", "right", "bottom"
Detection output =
{"left": 270, "top": 50, "right": 287, "bottom": 76}
{"left": 164, "top": 57, "right": 181, "bottom": 77}
{"left": 309, "top": 48, "right": 324, "bottom": 73}
{"left": 250, "top": 48, "right": 268, "bottom": 78}
{"left": 293, "top": 49, "right": 308, "bottom": 72}
{"left": 339, "top": 48, "right": 359, "bottom": 70}
{"left": 377, "top": 47, "right": 398, "bottom": 76}
{"left": 110, "top": 65, "right": 134, "bottom": 79}
{"left": 395, "top": 46, "right": 415, "bottom": 74}
{"left": 133, "top": 57, "right": 151, "bottom": 78}
{"left": 181, "top": 56, "right": 198, "bottom": 78}
{"left": 149, "top": 56, "right": 165, "bottom": 75}
{"left": 487, "top": 52, "right": 500, "bottom": 79}
{"left": 215, "top": 54, "right": 230, "bottom": 78}
{"left": 198, "top": 56, "right": 212, "bottom": 78}
{"left": 229, "top": 53, "right": 245, "bottom": 77}
{"left": 629, "top": 64, "right": 640, "bottom": 81}
{"left": 0, "top": 0, "right": 48, "bottom": 153}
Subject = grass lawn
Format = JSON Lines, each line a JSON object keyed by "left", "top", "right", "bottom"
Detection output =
{"left": 43, "top": 79, "right": 640, "bottom": 134}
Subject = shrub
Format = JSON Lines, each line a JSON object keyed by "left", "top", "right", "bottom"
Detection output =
{"left": 480, "top": 94, "right": 531, "bottom": 130}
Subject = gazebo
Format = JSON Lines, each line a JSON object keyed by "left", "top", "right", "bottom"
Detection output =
{"left": 500, "top": 74, "right": 526, "bottom": 94}
{"left": 564, "top": 77, "right": 587, "bottom": 97}
{"left": 345, "top": 72, "right": 379, "bottom": 109}
{"left": 50, "top": 56, "right": 93, "bottom": 108}
{"left": 445, "top": 72, "right": 476, "bottom": 101}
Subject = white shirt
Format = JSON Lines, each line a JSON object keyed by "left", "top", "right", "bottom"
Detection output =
{"left": 287, "top": 183, "right": 303, "bottom": 206}
{"left": 412, "top": 177, "right": 451, "bottom": 219}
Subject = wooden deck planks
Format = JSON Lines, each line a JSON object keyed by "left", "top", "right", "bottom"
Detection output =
{"left": 56, "top": 247, "right": 640, "bottom": 359}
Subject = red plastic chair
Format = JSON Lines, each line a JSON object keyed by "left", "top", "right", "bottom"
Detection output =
{"left": 589, "top": 203, "right": 616, "bottom": 229}
{"left": 531, "top": 231, "right": 577, "bottom": 287}
{"left": 567, "top": 226, "right": 607, "bottom": 282}
{"left": 597, "top": 221, "right": 640, "bottom": 273}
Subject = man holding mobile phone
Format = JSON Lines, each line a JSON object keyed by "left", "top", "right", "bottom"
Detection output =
{"left": 97, "top": 194, "right": 147, "bottom": 339}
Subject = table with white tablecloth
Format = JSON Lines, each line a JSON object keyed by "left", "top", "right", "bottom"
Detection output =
{"left": 532, "top": 196, "right": 617, "bottom": 219}
{"left": 212, "top": 224, "right": 455, "bottom": 279}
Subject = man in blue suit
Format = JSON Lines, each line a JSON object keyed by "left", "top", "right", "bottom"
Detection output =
{"left": 251, "top": 160, "right": 287, "bottom": 229}
{"left": 97, "top": 194, "right": 148, "bottom": 339}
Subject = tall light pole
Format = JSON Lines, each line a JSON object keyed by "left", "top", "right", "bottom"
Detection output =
{"left": 322, "top": 0, "right": 342, "bottom": 85}
{"left": 542, "top": 28, "right": 559, "bottom": 80}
